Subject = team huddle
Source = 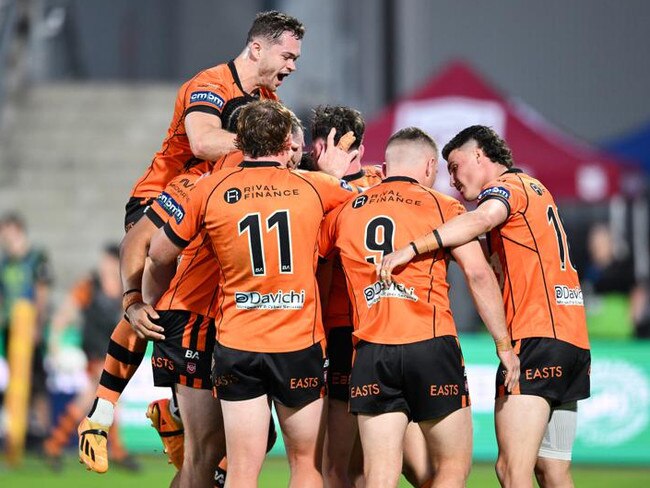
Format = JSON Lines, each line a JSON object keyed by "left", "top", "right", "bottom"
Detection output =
{"left": 75, "top": 11, "right": 591, "bottom": 488}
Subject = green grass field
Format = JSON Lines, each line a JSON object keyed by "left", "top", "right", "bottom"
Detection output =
{"left": 1, "top": 455, "right": 649, "bottom": 487}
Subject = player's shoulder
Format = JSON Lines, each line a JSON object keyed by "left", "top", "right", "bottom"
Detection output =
{"left": 418, "top": 185, "right": 463, "bottom": 209}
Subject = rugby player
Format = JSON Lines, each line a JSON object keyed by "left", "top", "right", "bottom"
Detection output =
{"left": 78, "top": 10, "right": 305, "bottom": 474}
{"left": 379, "top": 125, "right": 590, "bottom": 488}
{"left": 144, "top": 100, "right": 358, "bottom": 488}
{"left": 320, "top": 127, "right": 519, "bottom": 488}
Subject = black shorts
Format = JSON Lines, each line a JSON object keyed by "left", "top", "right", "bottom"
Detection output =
{"left": 350, "top": 336, "right": 470, "bottom": 422}
{"left": 124, "top": 196, "right": 151, "bottom": 232}
{"left": 212, "top": 341, "right": 327, "bottom": 408}
{"left": 151, "top": 310, "right": 216, "bottom": 390}
{"left": 327, "top": 326, "right": 353, "bottom": 402}
{"left": 496, "top": 337, "right": 591, "bottom": 406}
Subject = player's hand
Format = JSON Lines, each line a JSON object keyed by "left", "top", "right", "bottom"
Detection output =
{"left": 126, "top": 302, "right": 165, "bottom": 341}
{"left": 316, "top": 128, "right": 359, "bottom": 179}
{"left": 377, "top": 245, "right": 416, "bottom": 285}
{"left": 498, "top": 348, "right": 520, "bottom": 393}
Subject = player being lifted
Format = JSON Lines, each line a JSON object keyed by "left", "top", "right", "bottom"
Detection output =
{"left": 77, "top": 10, "right": 305, "bottom": 474}
{"left": 145, "top": 100, "right": 358, "bottom": 488}
{"left": 320, "top": 127, "right": 519, "bottom": 487}
{"left": 379, "top": 126, "right": 590, "bottom": 488}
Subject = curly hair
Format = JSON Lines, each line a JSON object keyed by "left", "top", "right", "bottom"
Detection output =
{"left": 246, "top": 11, "right": 305, "bottom": 44}
{"left": 310, "top": 105, "right": 364, "bottom": 150}
{"left": 386, "top": 127, "right": 438, "bottom": 154}
{"left": 235, "top": 100, "right": 293, "bottom": 159}
{"left": 442, "top": 125, "right": 513, "bottom": 168}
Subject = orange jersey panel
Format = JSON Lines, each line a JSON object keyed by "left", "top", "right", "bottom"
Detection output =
{"left": 477, "top": 169, "right": 589, "bottom": 349}
{"left": 130, "top": 62, "right": 278, "bottom": 200}
{"left": 324, "top": 166, "right": 384, "bottom": 332}
{"left": 320, "top": 176, "right": 465, "bottom": 345}
{"left": 165, "top": 162, "right": 357, "bottom": 353}
{"left": 147, "top": 171, "right": 220, "bottom": 318}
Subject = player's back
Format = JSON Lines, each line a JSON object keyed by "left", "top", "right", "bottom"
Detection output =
{"left": 196, "top": 162, "right": 353, "bottom": 353}
{"left": 322, "top": 176, "right": 465, "bottom": 345}
{"left": 130, "top": 63, "right": 277, "bottom": 200}
{"left": 481, "top": 169, "right": 589, "bottom": 349}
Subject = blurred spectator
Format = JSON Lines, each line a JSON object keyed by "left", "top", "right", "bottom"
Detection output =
{"left": 43, "top": 244, "right": 138, "bottom": 470}
{"left": 631, "top": 281, "right": 650, "bottom": 338}
{"left": 0, "top": 212, "right": 52, "bottom": 447}
{"left": 583, "top": 223, "right": 635, "bottom": 339}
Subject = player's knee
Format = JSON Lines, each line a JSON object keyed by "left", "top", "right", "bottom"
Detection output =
{"left": 495, "top": 455, "right": 507, "bottom": 484}
{"left": 435, "top": 458, "right": 470, "bottom": 485}
{"left": 534, "top": 458, "right": 572, "bottom": 488}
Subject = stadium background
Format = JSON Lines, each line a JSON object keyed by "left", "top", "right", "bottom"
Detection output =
{"left": 1, "top": 0, "right": 649, "bottom": 485}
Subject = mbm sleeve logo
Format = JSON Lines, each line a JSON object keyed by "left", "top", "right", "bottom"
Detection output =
{"left": 156, "top": 192, "right": 185, "bottom": 224}
{"left": 478, "top": 186, "right": 511, "bottom": 202}
{"left": 189, "top": 91, "right": 225, "bottom": 109}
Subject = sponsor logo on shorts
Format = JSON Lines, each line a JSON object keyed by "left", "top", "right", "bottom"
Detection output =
{"left": 186, "top": 362, "right": 197, "bottom": 374}
{"left": 224, "top": 187, "right": 242, "bottom": 204}
{"left": 350, "top": 383, "right": 380, "bottom": 397}
{"left": 156, "top": 192, "right": 185, "bottom": 224}
{"left": 151, "top": 357, "right": 175, "bottom": 371}
{"left": 234, "top": 289, "right": 306, "bottom": 310}
{"left": 330, "top": 372, "right": 350, "bottom": 385}
{"left": 525, "top": 366, "right": 562, "bottom": 380}
{"left": 189, "top": 91, "right": 224, "bottom": 109}
{"left": 363, "top": 281, "right": 418, "bottom": 307}
{"left": 185, "top": 350, "right": 199, "bottom": 360}
{"left": 430, "top": 384, "right": 459, "bottom": 396}
{"left": 290, "top": 377, "right": 320, "bottom": 389}
{"left": 478, "top": 186, "right": 511, "bottom": 201}
{"left": 554, "top": 285, "right": 584, "bottom": 306}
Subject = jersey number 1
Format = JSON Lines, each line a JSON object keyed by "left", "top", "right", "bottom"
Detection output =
{"left": 238, "top": 210, "right": 293, "bottom": 276}
{"left": 546, "top": 205, "right": 576, "bottom": 271}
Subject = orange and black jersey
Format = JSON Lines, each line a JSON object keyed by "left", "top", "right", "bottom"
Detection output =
{"left": 320, "top": 176, "right": 465, "bottom": 345}
{"left": 323, "top": 165, "right": 384, "bottom": 332}
{"left": 477, "top": 168, "right": 589, "bottom": 349}
{"left": 164, "top": 161, "right": 357, "bottom": 353}
{"left": 145, "top": 170, "right": 220, "bottom": 318}
{"left": 130, "top": 61, "right": 278, "bottom": 200}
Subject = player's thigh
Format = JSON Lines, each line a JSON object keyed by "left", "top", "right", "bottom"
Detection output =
{"left": 538, "top": 401, "right": 578, "bottom": 462}
{"left": 358, "top": 411, "right": 409, "bottom": 457}
{"left": 495, "top": 394, "right": 550, "bottom": 459}
{"left": 419, "top": 406, "right": 472, "bottom": 466}
{"left": 402, "top": 421, "right": 433, "bottom": 487}
{"left": 275, "top": 397, "right": 325, "bottom": 455}
{"left": 220, "top": 394, "right": 271, "bottom": 459}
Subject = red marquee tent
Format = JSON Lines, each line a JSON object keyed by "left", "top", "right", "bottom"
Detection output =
{"left": 363, "top": 61, "right": 637, "bottom": 201}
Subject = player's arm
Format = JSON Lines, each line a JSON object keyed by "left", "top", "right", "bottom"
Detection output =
{"left": 378, "top": 199, "right": 508, "bottom": 281}
{"left": 142, "top": 228, "right": 184, "bottom": 310}
{"left": 120, "top": 216, "right": 165, "bottom": 341}
{"left": 185, "top": 111, "right": 237, "bottom": 161}
{"left": 451, "top": 240, "right": 520, "bottom": 392}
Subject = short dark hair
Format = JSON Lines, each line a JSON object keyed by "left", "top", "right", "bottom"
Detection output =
{"left": 442, "top": 125, "right": 513, "bottom": 168}
{"left": 0, "top": 212, "right": 26, "bottom": 231}
{"left": 386, "top": 127, "right": 438, "bottom": 154}
{"left": 290, "top": 113, "right": 303, "bottom": 136}
{"left": 247, "top": 11, "right": 305, "bottom": 44}
{"left": 235, "top": 100, "right": 292, "bottom": 159}
{"left": 310, "top": 105, "right": 364, "bottom": 150}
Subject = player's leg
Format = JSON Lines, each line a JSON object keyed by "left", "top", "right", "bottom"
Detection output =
{"left": 402, "top": 422, "right": 433, "bottom": 487}
{"left": 276, "top": 398, "right": 326, "bottom": 488}
{"left": 418, "top": 407, "right": 472, "bottom": 488}
{"left": 358, "top": 411, "right": 409, "bottom": 488}
{"left": 269, "top": 342, "right": 328, "bottom": 488}
{"left": 175, "top": 384, "right": 225, "bottom": 488}
{"left": 322, "top": 326, "right": 357, "bottom": 488}
{"left": 534, "top": 401, "right": 578, "bottom": 488}
{"left": 220, "top": 395, "right": 271, "bottom": 488}
{"left": 494, "top": 395, "right": 550, "bottom": 488}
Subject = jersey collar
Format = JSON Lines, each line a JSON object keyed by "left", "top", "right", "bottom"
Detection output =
{"left": 382, "top": 176, "right": 418, "bottom": 184}
{"left": 501, "top": 167, "right": 523, "bottom": 175}
{"left": 228, "top": 60, "right": 260, "bottom": 97}
{"left": 342, "top": 169, "right": 364, "bottom": 182}
{"left": 240, "top": 160, "right": 282, "bottom": 168}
